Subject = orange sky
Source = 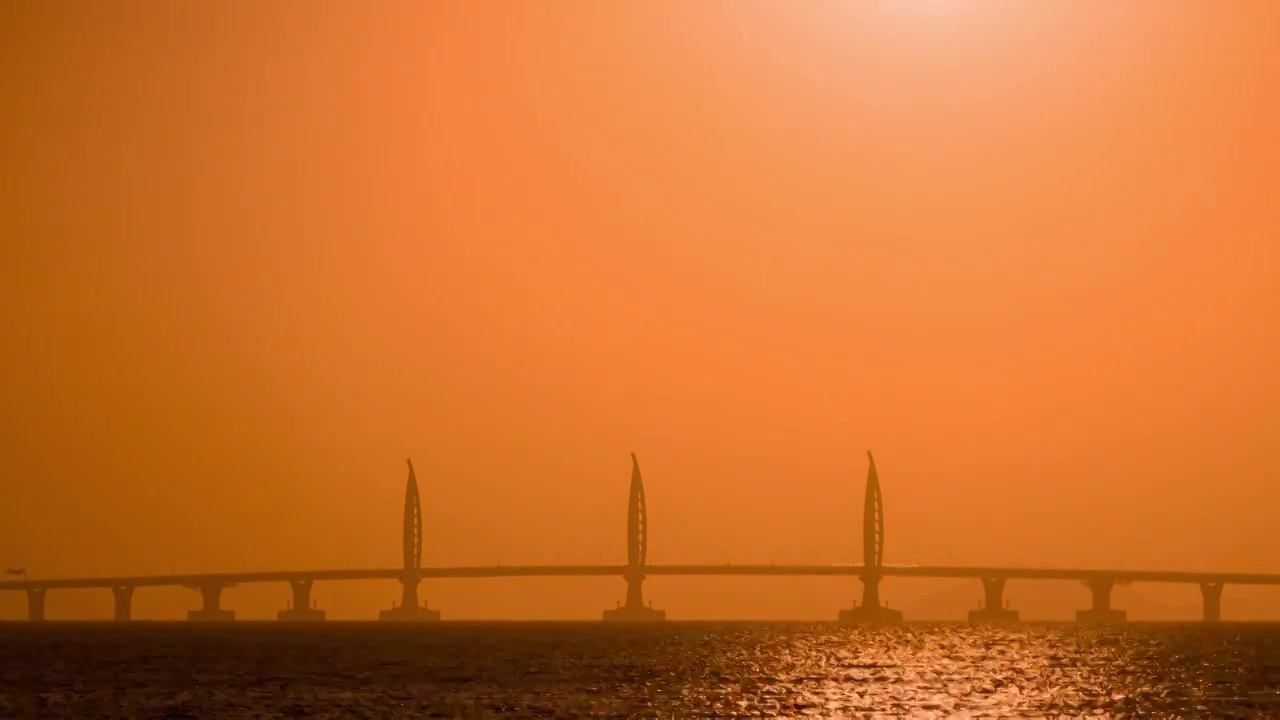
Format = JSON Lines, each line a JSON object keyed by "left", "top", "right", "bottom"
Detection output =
{"left": 3, "top": 1, "right": 1280, "bottom": 621}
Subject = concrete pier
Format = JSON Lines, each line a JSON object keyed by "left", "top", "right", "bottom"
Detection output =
{"left": 379, "top": 576, "right": 440, "bottom": 621}
{"left": 112, "top": 586, "right": 134, "bottom": 622}
{"left": 968, "top": 577, "right": 1020, "bottom": 623}
{"left": 26, "top": 588, "right": 46, "bottom": 622}
{"left": 187, "top": 583, "right": 235, "bottom": 622}
{"left": 602, "top": 600, "right": 666, "bottom": 622}
{"left": 838, "top": 575, "right": 904, "bottom": 624}
{"left": 378, "top": 602, "right": 442, "bottom": 622}
{"left": 837, "top": 603, "right": 905, "bottom": 624}
{"left": 1076, "top": 578, "right": 1126, "bottom": 623}
{"left": 603, "top": 571, "right": 665, "bottom": 621}
{"left": 277, "top": 579, "right": 326, "bottom": 621}
{"left": 1201, "top": 582, "right": 1224, "bottom": 622}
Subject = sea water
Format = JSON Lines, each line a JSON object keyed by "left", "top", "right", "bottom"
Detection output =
{"left": 2, "top": 621, "right": 1278, "bottom": 718}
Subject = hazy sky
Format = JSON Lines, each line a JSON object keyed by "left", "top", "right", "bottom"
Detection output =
{"left": 3, "top": 1, "right": 1279, "bottom": 620}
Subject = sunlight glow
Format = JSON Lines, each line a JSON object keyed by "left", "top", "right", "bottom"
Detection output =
{"left": 888, "top": 0, "right": 960, "bottom": 13}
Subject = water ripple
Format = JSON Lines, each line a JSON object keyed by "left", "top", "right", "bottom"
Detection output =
{"left": 2, "top": 622, "right": 1279, "bottom": 717}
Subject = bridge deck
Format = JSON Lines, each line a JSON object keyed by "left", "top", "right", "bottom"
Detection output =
{"left": 3, "top": 564, "right": 1280, "bottom": 591}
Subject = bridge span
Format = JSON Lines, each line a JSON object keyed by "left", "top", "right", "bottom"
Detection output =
{"left": 0, "top": 453, "right": 1265, "bottom": 623}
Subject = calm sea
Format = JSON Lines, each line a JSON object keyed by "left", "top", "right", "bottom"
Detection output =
{"left": 2, "top": 622, "right": 1279, "bottom": 718}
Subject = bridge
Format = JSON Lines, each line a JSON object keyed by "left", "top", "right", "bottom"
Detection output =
{"left": 0, "top": 453, "right": 1260, "bottom": 623}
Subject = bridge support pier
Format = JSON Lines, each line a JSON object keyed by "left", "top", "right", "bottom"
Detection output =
{"left": 187, "top": 583, "right": 235, "bottom": 622}
{"left": 1076, "top": 578, "right": 1126, "bottom": 623}
{"left": 112, "top": 586, "right": 134, "bottom": 622}
{"left": 26, "top": 588, "right": 46, "bottom": 622}
{"left": 379, "top": 575, "right": 441, "bottom": 621}
{"left": 603, "top": 570, "right": 665, "bottom": 622}
{"left": 1200, "top": 582, "right": 1224, "bottom": 622}
{"left": 968, "top": 577, "right": 1020, "bottom": 623}
{"left": 278, "top": 579, "right": 326, "bottom": 621}
{"left": 838, "top": 574, "right": 904, "bottom": 624}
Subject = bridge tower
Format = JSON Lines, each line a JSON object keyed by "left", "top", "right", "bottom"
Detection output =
{"left": 839, "top": 451, "right": 903, "bottom": 623}
{"left": 863, "top": 450, "right": 884, "bottom": 571}
{"left": 380, "top": 458, "right": 441, "bottom": 621}
{"left": 603, "top": 453, "right": 666, "bottom": 621}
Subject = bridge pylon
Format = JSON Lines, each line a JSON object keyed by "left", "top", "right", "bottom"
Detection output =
{"left": 838, "top": 452, "right": 903, "bottom": 624}
{"left": 381, "top": 459, "right": 441, "bottom": 622}
{"left": 604, "top": 453, "right": 666, "bottom": 621}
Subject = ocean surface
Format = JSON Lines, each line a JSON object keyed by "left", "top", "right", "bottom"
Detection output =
{"left": 2, "top": 622, "right": 1279, "bottom": 718}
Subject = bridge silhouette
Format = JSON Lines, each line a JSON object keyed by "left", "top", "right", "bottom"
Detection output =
{"left": 0, "top": 453, "right": 1263, "bottom": 623}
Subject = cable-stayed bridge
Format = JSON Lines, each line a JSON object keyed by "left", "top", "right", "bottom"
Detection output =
{"left": 0, "top": 454, "right": 1259, "bottom": 623}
